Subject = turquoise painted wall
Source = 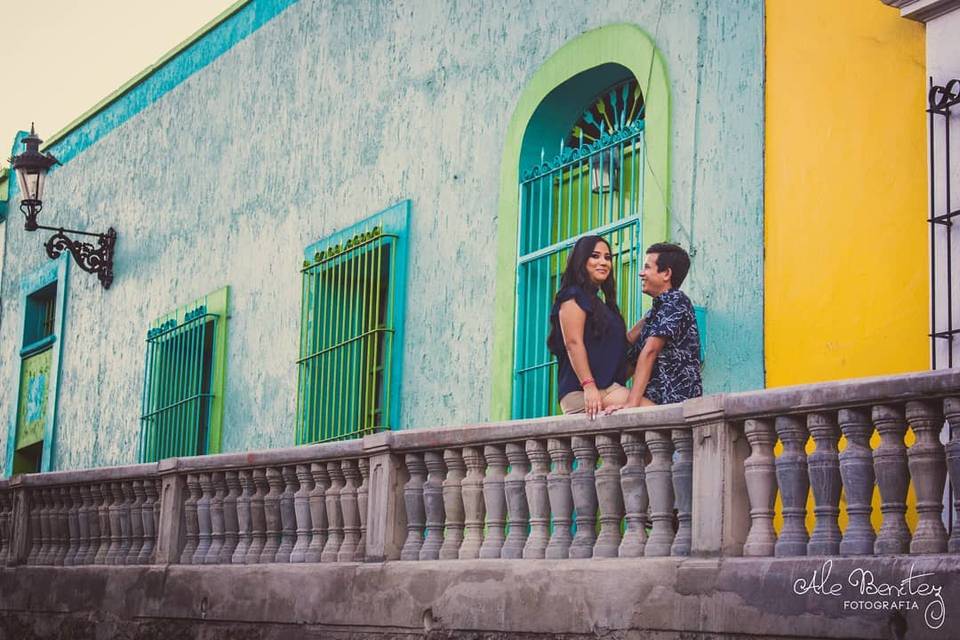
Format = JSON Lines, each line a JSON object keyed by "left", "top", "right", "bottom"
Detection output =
{"left": 0, "top": 0, "right": 764, "bottom": 473}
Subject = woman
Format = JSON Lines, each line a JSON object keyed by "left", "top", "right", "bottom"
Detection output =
{"left": 547, "top": 235, "right": 632, "bottom": 419}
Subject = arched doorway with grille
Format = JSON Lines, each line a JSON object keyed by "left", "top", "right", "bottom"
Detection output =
{"left": 491, "top": 24, "right": 671, "bottom": 420}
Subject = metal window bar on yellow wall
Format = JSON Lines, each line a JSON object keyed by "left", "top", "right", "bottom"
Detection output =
{"left": 138, "top": 312, "right": 217, "bottom": 462}
{"left": 513, "top": 121, "right": 646, "bottom": 419}
{"left": 296, "top": 233, "right": 397, "bottom": 444}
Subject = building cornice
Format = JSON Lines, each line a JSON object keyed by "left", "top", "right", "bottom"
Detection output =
{"left": 881, "top": 0, "right": 960, "bottom": 22}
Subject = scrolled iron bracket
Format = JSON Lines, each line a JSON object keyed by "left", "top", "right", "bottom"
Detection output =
{"left": 42, "top": 226, "right": 117, "bottom": 289}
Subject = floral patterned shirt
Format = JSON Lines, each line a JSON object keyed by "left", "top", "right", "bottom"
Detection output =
{"left": 638, "top": 288, "right": 702, "bottom": 404}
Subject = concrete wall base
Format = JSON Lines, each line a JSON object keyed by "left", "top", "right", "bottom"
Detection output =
{"left": 1, "top": 557, "right": 957, "bottom": 640}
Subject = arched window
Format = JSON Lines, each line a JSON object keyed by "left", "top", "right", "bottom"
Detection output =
{"left": 513, "top": 70, "right": 646, "bottom": 419}
{"left": 490, "top": 24, "right": 671, "bottom": 421}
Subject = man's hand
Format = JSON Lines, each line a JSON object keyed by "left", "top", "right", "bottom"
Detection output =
{"left": 604, "top": 396, "right": 656, "bottom": 415}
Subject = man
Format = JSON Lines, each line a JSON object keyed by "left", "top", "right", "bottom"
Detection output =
{"left": 606, "top": 242, "right": 702, "bottom": 411}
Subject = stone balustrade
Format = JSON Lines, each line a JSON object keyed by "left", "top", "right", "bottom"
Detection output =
{"left": 1, "top": 465, "right": 159, "bottom": 566}
{"left": 3, "top": 369, "right": 960, "bottom": 568}
{"left": 732, "top": 370, "right": 960, "bottom": 557}
{"left": 392, "top": 405, "right": 692, "bottom": 560}
{"left": 152, "top": 439, "right": 369, "bottom": 565}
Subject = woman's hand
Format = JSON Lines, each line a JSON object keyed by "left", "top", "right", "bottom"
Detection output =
{"left": 584, "top": 385, "right": 603, "bottom": 420}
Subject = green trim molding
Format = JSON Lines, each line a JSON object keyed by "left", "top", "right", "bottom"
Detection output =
{"left": 490, "top": 23, "right": 671, "bottom": 420}
{"left": 5, "top": 256, "right": 69, "bottom": 476}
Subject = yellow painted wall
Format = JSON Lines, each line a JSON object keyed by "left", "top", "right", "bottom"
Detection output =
{"left": 765, "top": 0, "right": 927, "bottom": 387}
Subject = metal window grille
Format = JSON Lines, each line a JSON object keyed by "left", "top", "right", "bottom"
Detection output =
{"left": 296, "top": 230, "right": 397, "bottom": 444}
{"left": 512, "top": 117, "right": 647, "bottom": 419}
{"left": 138, "top": 308, "right": 218, "bottom": 462}
{"left": 928, "top": 78, "right": 960, "bottom": 368}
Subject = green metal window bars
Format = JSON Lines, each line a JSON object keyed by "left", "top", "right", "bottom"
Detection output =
{"left": 138, "top": 289, "right": 229, "bottom": 463}
{"left": 296, "top": 227, "right": 398, "bottom": 444}
{"left": 513, "top": 78, "right": 647, "bottom": 419}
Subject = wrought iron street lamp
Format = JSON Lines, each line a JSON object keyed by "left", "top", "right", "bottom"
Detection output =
{"left": 9, "top": 124, "right": 117, "bottom": 289}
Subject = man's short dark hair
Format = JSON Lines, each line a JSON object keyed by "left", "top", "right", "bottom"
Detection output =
{"left": 646, "top": 242, "right": 691, "bottom": 288}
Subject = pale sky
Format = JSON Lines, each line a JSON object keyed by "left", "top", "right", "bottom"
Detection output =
{"left": 1, "top": 0, "right": 236, "bottom": 154}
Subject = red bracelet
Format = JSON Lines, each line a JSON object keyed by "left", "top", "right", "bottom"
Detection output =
{"left": 581, "top": 378, "right": 596, "bottom": 388}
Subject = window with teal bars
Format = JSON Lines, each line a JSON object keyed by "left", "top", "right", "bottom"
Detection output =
{"left": 138, "top": 287, "right": 229, "bottom": 462}
{"left": 513, "top": 76, "right": 647, "bottom": 419}
{"left": 296, "top": 202, "right": 410, "bottom": 445}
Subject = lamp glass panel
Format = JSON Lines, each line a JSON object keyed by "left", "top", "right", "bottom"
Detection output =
{"left": 16, "top": 169, "right": 43, "bottom": 201}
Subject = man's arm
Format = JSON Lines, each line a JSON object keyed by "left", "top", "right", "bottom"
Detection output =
{"left": 626, "top": 318, "right": 646, "bottom": 344}
{"left": 606, "top": 336, "right": 665, "bottom": 412}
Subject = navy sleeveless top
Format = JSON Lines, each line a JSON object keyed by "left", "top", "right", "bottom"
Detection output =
{"left": 549, "top": 285, "right": 627, "bottom": 398}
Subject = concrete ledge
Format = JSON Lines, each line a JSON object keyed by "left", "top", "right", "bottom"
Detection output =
{"left": 2, "top": 556, "right": 958, "bottom": 639}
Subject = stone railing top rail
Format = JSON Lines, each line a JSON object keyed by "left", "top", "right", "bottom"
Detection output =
{"left": 7, "top": 462, "right": 158, "bottom": 488}
{"left": 156, "top": 438, "right": 366, "bottom": 474}
{"left": 712, "top": 368, "right": 960, "bottom": 420}
{"left": 376, "top": 403, "right": 686, "bottom": 453}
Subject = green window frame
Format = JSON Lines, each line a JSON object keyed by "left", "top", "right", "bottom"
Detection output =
{"left": 296, "top": 201, "right": 409, "bottom": 445}
{"left": 5, "top": 256, "right": 69, "bottom": 476}
{"left": 137, "top": 287, "right": 229, "bottom": 462}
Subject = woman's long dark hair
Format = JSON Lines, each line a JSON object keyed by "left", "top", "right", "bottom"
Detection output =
{"left": 546, "top": 235, "right": 621, "bottom": 356}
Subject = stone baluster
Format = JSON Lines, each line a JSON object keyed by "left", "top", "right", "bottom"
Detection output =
{"left": 838, "top": 408, "right": 876, "bottom": 555}
{"left": 944, "top": 398, "right": 960, "bottom": 552}
{"left": 59, "top": 487, "right": 74, "bottom": 565}
{"left": 232, "top": 470, "right": 254, "bottom": 564}
{"left": 419, "top": 451, "right": 447, "bottom": 561}
{"left": 546, "top": 439, "right": 574, "bottom": 559}
{"left": 440, "top": 450, "right": 467, "bottom": 560}
{"left": 459, "top": 447, "right": 486, "bottom": 560}
{"left": 37, "top": 488, "right": 53, "bottom": 565}
{"left": 873, "top": 405, "right": 911, "bottom": 554}
{"left": 222, "top": 471, "right": 241, "bottom": 563}
{"left": 26, "top": 489, "right": 43, "bottom": 565}
{"left": 743, "top": 419, "right": 777, "bottom": 557}
{"left": 193, "top": 473, "right": 214, "bottom": 564}
{"left": 127, "top": 481, "right": 145, "bottom": 565}
{"left": 180, "top": 475, "right": 201, "bottom": 564}
{"left": 49, "top": 488, "right": 66, "bottom": 566}
{"left": 106, "top": 483, "right": 126, "bottom": 565}
{"left": 774, "top": 415, "right": 809, "bottom": 557}
{"left": 619, "top": 432, "right": 648, "bottom": 558}
{"left": 247, "top": 469, "right": 268, "bottom": 563}
{"left": 321, "top": 461, "right": 345, "bottom": 562}
{"left": 77, "top": 485, "right": 95, "bottom": 565}
{"left": 807, "top": 412, "right": 842, "bottom": 556}
{"left": 117, "top": 482, "right": 135, "bottom": 564}
{"left": 355, "top": 458, "right": 369, "bottom": 562}
{"left": 260, "top": 468, "right": 284, "bottom": 563}
{"left": 139, "top": 480, "right": 159, "bottom": 564}
{"left": 479, "top": 445, "right": 508, "bottom": 559}
{"left": 906, "top": 400, "right": 948, "bottom": 554}
{"left": 206, "top": 472, "right": 227, "bottom": 563}
{"left": 569, "top": 436, "right": 599, "bottom": 559}
{"left": 522, "top": 440, "right": 551, "bottom": 559}
{"left": 152, "top": 479, "right": 162, "bottom": 560}
{"left": 64, "top": 486, "right": 81, "bottom": 566}
{"left": 291, "top": 464, "right": 314, "bottom": 563}
{"left": 0, "top": 493, "right": 8, "bottom": 563}
{"left": 594, "top": 435, "right": 625, "bottom": 558}
{"left": 85, "top": 485, "right": 102, "bottom": 565}
{"left": 305, "top": 463, "right": 330, "bottom": 563}
{"left": 671, "top": 430, "right": 693, "bottom": 556}
{"left": 276, "top": 466, "right": 299, "bottom": 562}
{"left": 338, "top": 460, "right": 361, "bottom": 562}
{"left": 94, "top": 483, "right": 112, "bottom": 565}
{"left": 400, "top": 454, "right": 427, "bottom": 561}
{"left": 502, "top": 443, "right": 530, "bottom": 559}
{"left": 645, "top": 430, "right": 675, "bottom": 557}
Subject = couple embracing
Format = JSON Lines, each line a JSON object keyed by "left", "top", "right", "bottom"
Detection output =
{"left": 547, "top": 237, "right": 703, "bottom": 420}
